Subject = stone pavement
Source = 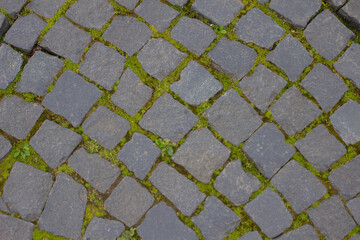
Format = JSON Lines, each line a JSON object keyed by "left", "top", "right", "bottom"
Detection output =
{"left": 0, "top": 0, "right": 360, "bottom": 239}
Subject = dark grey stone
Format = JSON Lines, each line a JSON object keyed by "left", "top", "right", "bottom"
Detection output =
{"left": 238, "top": 231, "right": 262, "bottom": 240}
{"left": 244, "top": 188, "right": 293, "bottom": 238}
{"left": 17, "top": 51, "right": 63, "bottom": 96}
{"left": 40, "top": 17, "right": 91, "bottom": 63}
{"left": 0, "top": 13, "right": 9, "bottom": 36}
{"left": 308, "top": 195, "right": 356, "bottom": 240}
{"left": 30, "top": 120, "right": 82, "bottom": 169}
{"left": 117, "top": 133, "right": 160, "bottom": 180}
{"left": 171, "top": 17, "right": 216, "bottom": 55}
{"left": 270, "top": 86, "right": 321, "bottom": 136}
{"left": 111, "top": 69, "right": 153, "bottom": 116}
{"left": 83, "top": 217, "right": 125, "bottom": 240}
{"left": 208, "top": 38, "right": 257, "bottom": 80}
{"left": 294, "top": 125, "right": 346, "bottom": 172}
{"left": 0, "top": 0, "right": 26, "bottom": 16}
{"left": 193, "top": 196, "right": 240, "bottom": 240}
{"left": 172, "top": 128, "right": 231, "bottom": 183}
{"left": 204, "top": 89, "right": 262, "bottom": 145}
{"left": 347, "top": 197, "right": 360, "bottom": 225}
{"left": 0, "top": 196, "right": 9, "bottom": 213}
{"left": 103, "top": 15, "right": 152, "bottom": 56}
{"left": 137, "top": 38, "right": 187, "bottom": 80}
{"left": 82, "top": 106, "right": 130, "bottom": 150}
{"left": 68, "top": 148, "right": 120, "bottom": 193}
{"left": 114, "top": 0, "right": 138, "bottom": 10}
{"left": 0, "top": 135, "right": 11, "bottom": 162}
{"left": 267, "top": 34, "right": 313, "bottom": 82}
{"left": 214, "top": 160, "right": 261, "bottom": 205}
{"left": 135, "top": 0, "right": 179, "bottom": 32}
{"left": 170, "top": 61, "right": 222, "bottom": 106}
{"left": 150, "top": 162, "right": 206, "bottom": 216}
{"left": 79, "top": 42, "right": 125, "bottom": 90}
{"left": 0, "top": 213, "right": 34, "bottom": 240}
{"left": 301, "top": 64, "right": 348, "bottom": 112}
{"left": 138, "top": 202, "right": 198, "bottom": 240}
{"left": 235, "top": 8, "right": 285, "bottom": 49}
{"left": 0, "top": 44, "right": 23, "bottom": 89}
{"left": 168, "top": 0, "right": 187, "bottom": 6}
{"left": 304, "top": 10, "right": 354, "bottom": 60}
{"left": 139, "top": 93, "right": 198, "bottom": 142}
{"left": 0, "top": 96, "right": 43, "bottom": 139}
{"left": 275, "top": 225, "right": 318, "bottom": 240}
{"left": 339, "top": 0, "right": 360, "bottom": 31}
{"left": 326, "top": 0, "right": 347, "bottom": 9}
{"left": 43, "top": 70, "right": 102, "bottom": 127}
{"left": 28, "top": 0, "right": 66, "bottom": 18}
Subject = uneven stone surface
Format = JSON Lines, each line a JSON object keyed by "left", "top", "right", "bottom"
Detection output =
{"left": 0, "top": 213, "right": 34, "bottom": 240}
{"left": 0, "top": 44, "right": 23, "bottom": 89}
{"left": 0, "top": 135, "right": 11, "bottom": 162}
{"left": 275, "top": 225, "right": 318, "bottom": 240}
{"left": 83, "top": 217, "right": 125, "bottom": 240}
{"left": 0, "top": 13, "right": 9, "bottom": 36}
{"left": 238, "top": 231, "right": 262, "bottom": 240}
{"left": 28, "top": 0, "right": 66, "bottom": 19}
{"left": 339, "top": 0, "right": 360, "bottom": 31}
{"left": 347, "top": 197, "right": 360, "bottom": 225}
{"left": 0, "top": 0, "right": 27, "bottom": 16}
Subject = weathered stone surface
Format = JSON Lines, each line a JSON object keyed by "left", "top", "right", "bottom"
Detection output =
{"left": 0, "top": 0, "right": 27, "bottom": 16}
{"left": 214, "top": 160, "right": 261, "bottom": 205}
{"left": 0, "top": 96, "right": 43, "bottom": 139}
{"left": 204, "top": 89, "right": 262, "bottom": 145}
{"left": 40, "top": 17, "right": 91, "bottom": 63}
{"left": 137, "top": 38, "right": 187, "bottom": 80}
{"left": 103, "top": 15, "right": 152, "bottom": 56}
{"left": 17, "top": 51, "right": 63, "bottom": 96}
{"left": 347, "top": 197, "right": 360, "bottom": 225}
{"left": 38, "top": 173, "right": 87, "bottom": 239}
{"left": 308, "top": 195, "right": 356, "bottom": 240}
{"left": 114, "top": 0, "right": 138, "bottom": 10}
{"left": 238, "top": 231, "right": 262, "bottom": 240}
{"left": 83, "top": 217, "right": 125, "bottom": 240}
{"left": 28, "top": 0, "right": 66, "bottom": 18}
{"left": 326, "top": 0, "right": 347, "bottom": 9}
{"left": 301, "top": 64, "right": 348, "bottom": 112}
{"left": 0, "top": 13, "right": 9, "bottom": 36}
{"left": 0, "top": 213, "right": 34, "bottom": 240}
{"left": 193, "top": 196, "right": 240, "bottom": 240}
{"left": 170, "top": 61, "right": 222, "bottom": 106}
{"left": 208, "top": 38, "right": 257, "bottom": 80}
{"left": 30, "top": 120, "right": 82, "bottom": 168}
{"left": 270, "top": 86, "right": 321, "bottom": 136}
{"left": 0, "top": 196, "right": 9, "bottom": 213}
{"left": 171, "top": 17, "right": 216, "bottom": 55}
{"left": 0, "top": 44, "right": 23, "bottom": 89}
{"left": 139, "top": 93, "right": 198, "bottom": 142}
{"left": 350, "top": 236, "right": 360, "bottom": 240}
{"left": 172, "top": 128, "right": 231, "bottom": 183}
{"left": 43, "top": 70, "right": 102, "bottom": 127}
{"left": 82, "top": 106, "right": 130, "bottom": 150}
{"left": 244, "top": 188, "right": 293, "bottom": 238}
{"left": 138, "top": 202, "right": 198, "bottom": 240}
{"left": 105, "top": 177, "right": 154, "bottom": 227}
{"left": 168, "top": 0, "right": 187, "bottom": 6}
{"left": 267, "top": 34, "right": 313, "bottom": 82}
{"left": 295, "top": 125, "right": 346, "bottom": 172}
{"left": 0, "top": 135, "right": 11, "bottom": 162}
{"left": 117, "top": 133, "right": 160, "bottom": 180}
{"left": 339, "top": 0, "right": 360, "bottom": 31}
{"left": 275, "top": 225, "right": 318, "bottom": 240}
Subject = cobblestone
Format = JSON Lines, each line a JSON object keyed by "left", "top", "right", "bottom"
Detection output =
{"left": 27, "top": 0, "right": 66, "bottom": 19}
{"left": 0, "top": 213, "right": 34, "bottom": 240}
{"left": 0, "top": 135, "right": 11, "bottom": 162}
{"left": 0, "top": 44, "right": 23, "bottom": 89}
{"left": 83, "top": 217, "right": 125, "bottom": 240}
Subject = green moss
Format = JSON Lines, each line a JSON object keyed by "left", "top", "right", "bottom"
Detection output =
{"left": 33, "top": 228, "right": 68, "bottom": 240}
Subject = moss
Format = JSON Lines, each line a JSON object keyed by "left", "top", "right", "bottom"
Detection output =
{"left": 32, "top": 228, "right": 68, "bottom": 240}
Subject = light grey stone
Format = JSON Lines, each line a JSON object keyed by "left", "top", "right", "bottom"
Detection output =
{"left": 0, "top": 0, "right": 27, "bottom": 16}
{"left": 339, "top": 0, "right": 360, "bottom": 31}
{"left": 238, "top": 231, "right": 262, "bottom": 240}
{"left": 346, "top": 197, "right": 360, "bottom": 225}
{"left": 83, "top": 217, "right": 125, "bottom": 240}
{"left": 0, "top": 213, "right": 34, "bottom": 240}
{"left": 275, "top": 225, "right": 318, "bottom": 240}
{"left": 168, "top": 0, "right": 187, "bottom": 6}
{"left": 0, "top": 44, "right": 23, "bottom": 89}
{"left": 114, "top": 0, "right": 138, "bottom": 10}
{"left": 0, "top": 135, "right": 11, "bottom": 162}
{"left": 28, "top": 0, "right": 66, "bottom": 18}
{"left": 350, "top": 236, "right": 360, "bottom": 240}
{"left": 0, "top": 13, "right": 9, "bottom": 36}
{"left": 0, "top": 196, "right": 9, "bottom": 213}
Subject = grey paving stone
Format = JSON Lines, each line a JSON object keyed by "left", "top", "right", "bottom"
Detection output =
{"left": 193, "top": 196, "right": 241, "bottom": 240}
{"left": 170, "top": 61, "right": 222, "bottom": 106}
{"left": 330, "top": 100, "right": 360, "bottom": 145}
{"left": 40, "top": 17, "right": 91, "bottom": 63}
{"left": 135, "top": 0, "right": 179, "bottom": 32}
{"left": 79, "top": 42, "right": 125, "bottom": 90}
{"left": 235, "top": 8, "right": 285, "bottom": 49}
{"left": 117, "top": 133, "right": 160, "bottom": 180}
{"left": 0, "top": 13, "right": 9, "bottom": 36}
{"left": 0, "top": 0, "right": 27, "bottom": 16}
{"left": 4, "top": 14, "right": 46, "bottom": 53}
{"left": 204, "top": 89, "right": 262, "bottom": 145}
{"left": 339, "top": 0, "right": 360, "bottom": 31}
{"left": 275, "top": 225, "right": 318, "bottom": 240}
{"left": 214, "top": 160, "right": 261, "bottom": 205}
{"left": 329, "top": 155, "right": 360, "bottom": 200}
{"left": 326, "top": 0, "right": 347, "bottom": 9}
{"left": 294, "top": 125, "right": 346, "bottom": 172}
{"left": 17, "top": 51, "right": 63, "bottom": 96}
{"left": 28, "top": 0, "right": 66, "bottom": 18}
{"left": 304, "top": 10, "right": 354, "bottom": 60}
{"left": 30, "top": 120, "right": 82, "bottom": 169}
{"left": 0, "top": 196, "right": 9, "bottom": 213}
{"left": 244, "top": 188, "right": 293, "bottom": 238}
{"left": 139, "top": 93, "right": 198, "bottom": 142}
{"left": 168, "top": 0, "right": 188, "bottom": 6}
{"left": 171, "top": 17, "right": 216, "bottom": 55}
{"left": 0, "top": 213, "right": 34, "bottom": 240}
{"left": 238, "top": 231, "right": 262, "bottom": 240}
{"left": 105, "top": 177, "right": 154, "bottom": 227}
{"left": 2, "top": 162, "right": 53, "bottom": 221}
{"left": 114, "top": 0, "right": 138, "bottom": 10}
{"left": 103, "top": 15, "right": 152, "bottom": 56}
{"left": 43, "top": 70, "right": 102, "bottom": 127}
{"left": 192, "top": 0, "right": 243, "bottom": 26}
{"left": 350, "top": 236, "right": 360, "bottom": 240}
{"left": 82, "top": 106, "right": 130, "bottom": 150}
{"left": 301, "top": 64, "right": 348, "bottom": 112}
{"left": 68, "top": 148, "right": 120, "bottom": 193}
{"left": 138, "top": 202, "right": 198, "bottom": 240}
{"left": 208, "top": 38, "right": 257, "bottom": 80}
{"left": 172, "top": 128, "right": 231, "bottom": 183}
{"left": 0, "top": 44, "right": 23, "bottom": 89}
{"left": 137, "top": 38, "right": 187, "bottom": 80}
{"left": 150, "top": 162, "right": 206, "bottom": 216}
{"left": 0, "top": 135, "right": 11, "bottom": 162}
{"left": 347, "top": 197, "right": 360, "bottom": 225}
{"left": 269, "top": 0, "right": 322, "bottom": 29}
{"left": 38, "top": 173, "right": 87, "bottom": 239}
{"left": 258, "top": 0, "right": 269, "bottom": 4}
{"left": 267, "top": 34, "right": 313, "bottom": 82}
{"left": 111, "top": 69, "right": 153, "bottom": 116}
{"left": 270, "top": 86, "right": 321, "bottom": 136}
{"left": 0, "top": 96, "right": 43, "bottom": 139}
{"left": 83, "top": 217, "right": 125, "bottom": 240}
{"left": 308, "top": 195, "right": 356, "bottom": 240}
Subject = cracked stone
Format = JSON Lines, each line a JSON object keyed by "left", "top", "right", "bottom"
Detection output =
{"left": 0, "top": 13, "right": 9, "bottom": 36}
{"left": 0, "top": 213, "right": 34, "bottom": 240}
{"left": 0, "top": 44, "right": 23, "bottom": 90}
{"left": 114, "top": 0, "right": 138, "bottom": 10}
{"left": 28, "top": 0, "right": 66, "bottom": 18}
{"left": 347, "top": 197, "right": 360, "bottom": 225}
{"left": 83, "top": 217, "right": 125, "bottom": 240}
{"left": 238, "top": 231, "right": 262, "bottom": 240}
{"left": 0, "top": 135, "right": 11, "bottom": 162}
{"left": 0, "top": 0, "right": 27, "bottom": 16}
{"left": 339, "top": 0, "right": 360, "bottom": 31}
{"left": 275, "top": 225, "right": 318, "bottom": 240}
